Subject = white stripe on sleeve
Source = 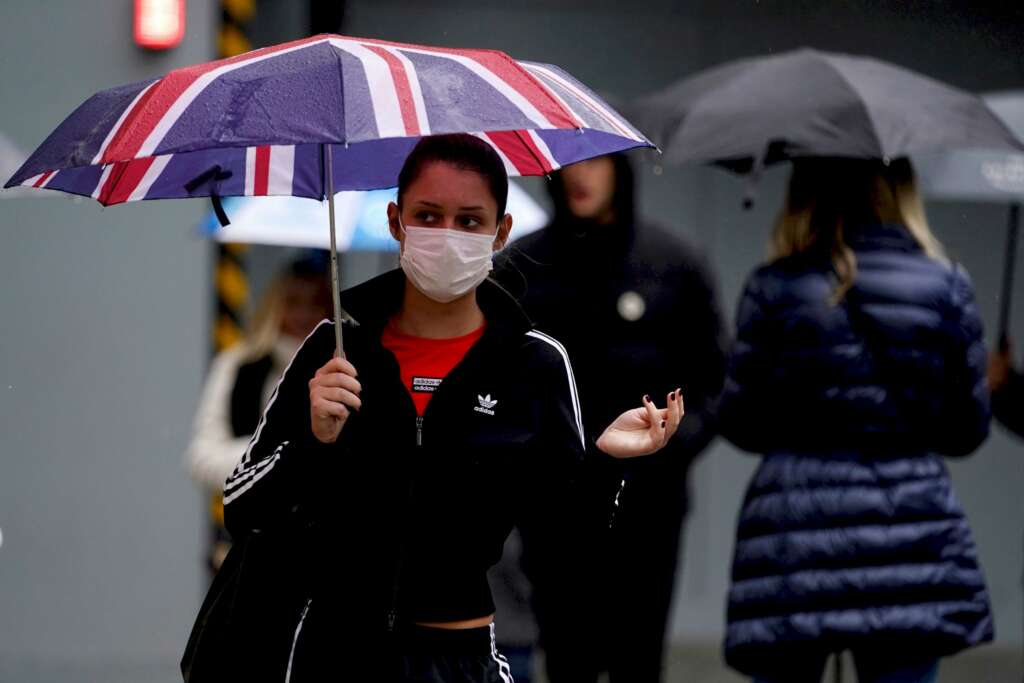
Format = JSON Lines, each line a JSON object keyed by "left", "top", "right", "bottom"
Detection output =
{"left": 223, "top": 319, "right": 332, "bottom": 505}
{"left": 526, "top": 330, "right": 586, "bottom": 448}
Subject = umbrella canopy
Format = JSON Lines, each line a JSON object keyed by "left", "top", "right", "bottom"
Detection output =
{"left": 630, "top": 48, "right": 1024, "bottom": 171}
{"left": 5, "top": 34, "right": 651, "bottom": 354}
{"left": 913, "top": 92, "right": 1024, "bottom": 343}
{"left": 0, "top": 133, "right": 56, "bottom": 200}
{"left": 201, "top": 182, "right": 549, "bottom": 252}
{"left": 5, "top": 33, "right": 651, "bottom": 203}
{"left": 915, "top": 91, "right": 1024, "bottom": 201}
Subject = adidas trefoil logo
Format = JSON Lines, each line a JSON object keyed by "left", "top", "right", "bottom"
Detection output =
{"left": 474, "top": 394, "right": 498, "bottom": 416}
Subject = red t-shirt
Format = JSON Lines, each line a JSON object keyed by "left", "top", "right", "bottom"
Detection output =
{"left": 381, "top": 321, "right": 486, "bottom": 416}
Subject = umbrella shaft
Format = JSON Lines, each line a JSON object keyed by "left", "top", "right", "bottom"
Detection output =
{"left": 999, "top": 203, "right": 1021, "bottom": 347}
{"left": 325, "top": 144, "right": 345, "bottom": 356}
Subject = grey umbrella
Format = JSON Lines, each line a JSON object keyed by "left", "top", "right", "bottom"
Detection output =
{"left": 631, "top": 48, "right": 1023, "bottom": 175}
{"left": 915, "top": 92, "right": 1024, "bottom": 343}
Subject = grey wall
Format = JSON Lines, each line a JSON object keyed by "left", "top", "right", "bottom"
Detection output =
{"left": 0, "top": 1, "right": 216, "bottom": 679}
{"left": 1, "top": 1, "right": 1023, "bottom": 681}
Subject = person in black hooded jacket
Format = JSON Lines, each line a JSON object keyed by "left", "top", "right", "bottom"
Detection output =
{"left": 494, "top": 153, "right": 727, "bottom": 683}
{"left": 182, "top": 134, "right": 685, "bottom": 683}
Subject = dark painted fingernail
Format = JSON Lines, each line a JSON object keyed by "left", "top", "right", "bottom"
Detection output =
{"left": 670, "top": 393, "right": 675, "bottom": 401}
{"left": 644, "top": 395, "right": 650, "bottom": 403}
{"left": 661, "top": 420, "right": 666, "bottom": 428}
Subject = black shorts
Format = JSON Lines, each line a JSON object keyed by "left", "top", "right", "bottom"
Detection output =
{"left": 290, "top": 614, "right": 513, "bottom": 682}
{"left": 396, "top": 624, "right": 513, "bottom": 683}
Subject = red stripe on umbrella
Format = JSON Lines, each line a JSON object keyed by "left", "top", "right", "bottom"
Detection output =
{"left": 253, "top": 145, "right": 271, "bottom": 196}
{"left": 364, "top": 44, "right": 421, "bottom": 136}
{"left": 102, "top": 35, "right": 327, "bottom": 164}
{"left": 486, "top": 130, "right": 552, "bottom": 175}
{"left": 100, "top": 156, "right": 157, "bottom": 205}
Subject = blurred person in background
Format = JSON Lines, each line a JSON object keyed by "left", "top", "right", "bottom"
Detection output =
{"left": 184, "top": 254, "right": 332, "bottom": 575}
{"left": 719, "top": 158, "right": 993, "bottom": 683}
{"left": 495, "top": 153, "right": 727, "bottom": 683}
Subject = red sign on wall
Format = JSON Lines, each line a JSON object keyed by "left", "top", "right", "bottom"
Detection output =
{"left": 134, "top": 0, "right": 185, "bottom": 50}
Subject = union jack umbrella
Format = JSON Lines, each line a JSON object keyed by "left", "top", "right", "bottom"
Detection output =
{"left": 4, "top": 33, "right": 653, "bottom": 352}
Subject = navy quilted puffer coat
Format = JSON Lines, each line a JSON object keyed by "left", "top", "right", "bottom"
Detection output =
{"left": 720, "top": 224, "right": 994, "bottom": 677}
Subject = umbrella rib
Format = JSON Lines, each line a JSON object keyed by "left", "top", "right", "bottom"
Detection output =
{"left": 333, "top": 47, "right": 350, "bottom": 150}
{"left": 824, "top": 58, "right": 888, "bottom": 161}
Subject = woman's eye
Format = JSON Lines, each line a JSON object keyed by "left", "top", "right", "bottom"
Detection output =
{"left": 458, "top": 216, "right": 483, "bottom": 229}
{"left": 415, "top": 211, "right": 437, "bottom": 223}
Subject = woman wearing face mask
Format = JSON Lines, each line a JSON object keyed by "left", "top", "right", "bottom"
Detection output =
{"left": 204, "top": 134, "right": 683, "bottom": 683}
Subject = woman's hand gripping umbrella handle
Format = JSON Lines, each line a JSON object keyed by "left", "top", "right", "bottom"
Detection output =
{"left": 309, "top": 356, "right": 362, "bottom": 444}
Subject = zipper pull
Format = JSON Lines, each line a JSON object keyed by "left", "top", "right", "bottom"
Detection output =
{"left": 415, "top": 416, "right": 424, "bottom": 446}
{"left": 386, "top": 609, "right": 397, "bottom": 632}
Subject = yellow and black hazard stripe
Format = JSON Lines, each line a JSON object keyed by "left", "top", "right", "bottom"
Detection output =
{"left": 208, "top": 0, "right": 256, "bottom": 570}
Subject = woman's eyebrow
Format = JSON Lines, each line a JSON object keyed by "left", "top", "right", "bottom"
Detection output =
{"left": 413, "top": 200, "right": 485, "bottom": 211}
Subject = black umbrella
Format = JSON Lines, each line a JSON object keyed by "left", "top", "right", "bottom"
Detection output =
{"left": 915, "top": 92, "right": 1024, "bottom": 344}
{"left": 631, "top": 48, "right": 1024, "bottom": 176}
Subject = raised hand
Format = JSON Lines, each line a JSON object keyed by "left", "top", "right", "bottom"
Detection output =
{"left": 596, "top": 389, "right": 684, "bottom": 458}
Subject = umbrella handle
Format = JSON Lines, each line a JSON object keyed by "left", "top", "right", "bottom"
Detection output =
{"left": 998, "top": 203, "right": 1020, "bottom": 350}
{"left": 324, "top": 144, "right": 345, "bottom": 357}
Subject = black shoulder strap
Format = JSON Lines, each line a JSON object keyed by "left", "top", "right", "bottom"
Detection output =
{"left": 230, "top": 354, "right": 275, "bottom": 437}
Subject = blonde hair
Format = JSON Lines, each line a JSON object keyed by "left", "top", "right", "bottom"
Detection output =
{"left": 771, "top": 158, "right": 945, "bottom": 302}
{"left": 239, "top": 257, "right": 329, "bottom": 360}
{"left": 241, "top": 270, "right": 292, "bottom": 361}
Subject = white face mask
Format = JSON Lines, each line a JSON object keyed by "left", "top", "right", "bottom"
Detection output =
{"left": 399, "top": 221, "right": 498, "bottom": 303}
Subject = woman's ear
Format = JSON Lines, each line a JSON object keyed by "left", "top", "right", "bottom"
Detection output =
{"left": 493, "top": 213, "right": 513, "bottom": 251}
{"left": 387, "top": 202, "right": 403, "bottom": 244}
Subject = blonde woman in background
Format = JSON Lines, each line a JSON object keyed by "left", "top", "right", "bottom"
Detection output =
{"left": 185, "top": 255, "right": 331, "bottom": 573}
{"left": 718, "top": 158, "right": 993, "bottom": 683}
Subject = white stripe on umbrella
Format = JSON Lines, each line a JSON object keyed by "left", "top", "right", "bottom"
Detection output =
{"left": 127, "top": 154, "right": 173, "bottom": 201}
{"left": 332, "top": 38, "right": 557, "bottom": 131}
{"left": 520, "top": 66, "right": 589, "bottom": 131}
{"left": 526, "top": 129, "right": 561, "bottom": 171}
{"left": 267, "top": 145, "right": 296, "bottom": 196}
{"left": 331, "top": 38, "right": 409, "bottom": 138}
{"left": 135, "top": 37, "right": 335, "bottom": 158}
{"left": 380, "top": 45, "right": 432, "bottom": 136}
{"left": 90, "top": 80, "right": 159, "bottom": 165}
{"left": 244, "top": 146, "right": 257, "bottom": 196}
{"left": 524, "top": 63, "right": 642, "bottom": 141}
{"left": 21, "top": 171, "right": 54, "bottom": 188}
{"left": 471, "top": 132, "right": 519, "bottom": 176}
{"left": 91, "top": 164, "right": 114, "bottom": 200}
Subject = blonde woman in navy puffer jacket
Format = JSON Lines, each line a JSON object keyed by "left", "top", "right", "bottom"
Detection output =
{"left": 719, "top": 158, "right": 993, "bottom": 683}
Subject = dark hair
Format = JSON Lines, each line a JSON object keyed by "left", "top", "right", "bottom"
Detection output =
{"left": 547, "top": 152, "right": 635, "bottom": 229}
{"left": 287, "top": 250, "right": 329, "bottom": 279}
{"left": 397, "top": 134, "right": 509, "bottom": 219}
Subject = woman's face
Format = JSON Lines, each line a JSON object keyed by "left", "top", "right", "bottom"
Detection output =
{"left": 387, "top": 161, "right": 512, "bottom": 249}
{"left": 560, "top": 156, "right": 616, "bottom": 223}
